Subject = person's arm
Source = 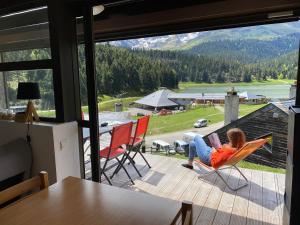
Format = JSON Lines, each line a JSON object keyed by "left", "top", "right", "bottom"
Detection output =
{"left": 211, "top": 147, "right": 217, "bottom": 153}
{"left": 214, "top": 144, "right": 229, "bottom": 152}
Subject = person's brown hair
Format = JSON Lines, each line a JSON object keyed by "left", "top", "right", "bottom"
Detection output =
{"left": 227, "top": 128, "right": 246, "bottom": 149}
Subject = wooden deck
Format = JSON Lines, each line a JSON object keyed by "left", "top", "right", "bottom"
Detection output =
{"left": 86, "top": 154, "right": 285, "bottom": 225}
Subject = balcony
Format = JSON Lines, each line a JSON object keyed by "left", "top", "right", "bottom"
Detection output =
{"left": 91, "top": 154, "right": 284, "bottom": 225}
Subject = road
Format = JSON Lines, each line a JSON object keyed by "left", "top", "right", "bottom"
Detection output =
{"left": 145, "top": 121, "right": 224, "bottom": 147}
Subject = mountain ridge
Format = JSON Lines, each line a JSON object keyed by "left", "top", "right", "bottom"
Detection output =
{"left": 108, "top": 21, "right": 300, "bottom": 63}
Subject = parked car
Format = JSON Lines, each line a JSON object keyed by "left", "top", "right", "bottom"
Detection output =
{"left": 159, "top": 109, "right": 172, "bottom": 116}
{"left": 174, "top": 140, "right": 189, "bottom": 156}
{"left": 194, "top": 119, "right": 208, "bottom": 128}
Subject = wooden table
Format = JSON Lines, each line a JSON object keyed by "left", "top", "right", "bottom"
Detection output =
{"left": 0, "top": 177, "right": 181, "bottom": 225}
{"left": 82, "top": 119, "right": 137, "bottom": 143}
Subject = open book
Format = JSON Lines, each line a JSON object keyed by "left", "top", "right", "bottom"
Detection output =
{"left": 208, "top": 133, "right": 222, "bottom": 149}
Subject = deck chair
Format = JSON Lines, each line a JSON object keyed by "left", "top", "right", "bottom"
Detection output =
{"left": 195, "top": 139, "right": 267, "bottom": 191}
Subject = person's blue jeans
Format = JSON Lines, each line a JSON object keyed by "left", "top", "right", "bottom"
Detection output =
{"left": 189, "top": 135, "right": 212, "bottom": 166}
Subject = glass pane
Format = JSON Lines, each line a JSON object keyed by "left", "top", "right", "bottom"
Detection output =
{"left": 0, "top": 69, "right": 56, "bottom": 118}
{"left": 0, "top": 6, "right": 51, "bottom": 62}
{"left": 76, "top": 18, "right": 91, "bottom": 179}
{"left": 1, "top": 49, "right": 51, "bottom": 62}
{"left": 78, "top": 44, "right": 89, "bottom": 119}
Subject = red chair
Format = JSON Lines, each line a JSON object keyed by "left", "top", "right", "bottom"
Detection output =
{"left": 129, "top": 115, "right": 151, "bottom": 168}
{"left": 110, "top": 116, "right": 151, "bottom": 179}
{"left": 99, "top": 122, "right": 134, "bottom": 185}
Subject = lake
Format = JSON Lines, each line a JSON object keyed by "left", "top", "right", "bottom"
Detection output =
{"left": 183, "top": 84, "right": 290, "bottom": 99}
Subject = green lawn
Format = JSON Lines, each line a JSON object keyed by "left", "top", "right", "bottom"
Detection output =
{"left": 98, "top": 97, "right": 140, "bottom": 112}
{"left": 134, "top": 106, "right": 225, "bottom": 136}
{"left": 239, "top": 104, "right": 267, "bottom": 117}
{"left": 38, "top": 110, "right": 56, "bottom": 117}
{"left": 178, "top": 79, "right": 295, "bottom": 90}
{"left": 38, "top": 96, "right": 140, "bottom": 116}
{"left": 237, "top": 160, "right": 285, "bottom": 174}
{"left": 133, "top": 103, "right": 265, "bottom": 136}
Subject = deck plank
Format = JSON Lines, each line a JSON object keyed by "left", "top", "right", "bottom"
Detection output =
{"left": 246, "top": 169, "right": 263, "bottom": 225}
{"left": 262, "top": 171, "right": 280, "bottom": 225}
{"left": 212, "top": 168, "right": 241, "bottom": 225}
{"left": 229, "top": 169, "right": 252, "bottom": 225}
{"left": 131, "top": 156, "right": 175, "bottom": 193}
{"left": 275, "top": 173, "right": 285, "bottom": 224}
{"left": 195, "top": 168, "right": 232, "bottom": 225}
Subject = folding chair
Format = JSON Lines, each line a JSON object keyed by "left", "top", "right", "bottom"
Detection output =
{"left": 129, "top": 115, "right": 151, "bottom": 168}
{"left": 195, "top": 139, "right": 267, "bottom": 191}
{"left": 99, "top": 122, "right": 135, "bottom": 185}
{"left": 110, "top": 116, "right": 151, "bottom": 179}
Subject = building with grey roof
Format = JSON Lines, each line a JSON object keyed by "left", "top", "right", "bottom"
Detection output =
{"left": 135, "top": 88, "right": 267, "bottom": 109}
{"left": 134, "top": 88, "right": 178, "bottom": 108}
{"left": 239, "top": 92, "right": 267, "bottom": 104}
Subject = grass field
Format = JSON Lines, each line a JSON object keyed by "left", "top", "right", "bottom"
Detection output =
{"left": 81, "top": 96, "right": 140, "bottom": 113}
{"left": 38, "top": 110, "right": 56, "bottom": 117}
{"left": 133, "top": 103, "right": 266, "bottom": 136}
{"left": 144, "top": 106, "right": 224, "bottom": 135}
{"left": 178, "top": 79, "right": 295, "bottom": 90}
{"left": 239, "top": 103, "right": 267, "bottom": 116}
{"left": 99, "top": 97, "right": 140, "bottom": 112}
{"left": 39, "top": 96, "right": 139, "bottom": 116}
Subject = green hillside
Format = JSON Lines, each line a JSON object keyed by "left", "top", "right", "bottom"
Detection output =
{"left": 186, "top": 34, "right": 300, "bottom": 63}
{"left": 167, "top": 22, "right": 300, "bottom": 51}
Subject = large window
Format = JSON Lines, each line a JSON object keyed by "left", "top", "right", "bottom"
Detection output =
{"left": 0, "top": 6, "right": 54, "bottom": 119}
{"left": 2, "top": 69, "right": 55, "bottom": 117}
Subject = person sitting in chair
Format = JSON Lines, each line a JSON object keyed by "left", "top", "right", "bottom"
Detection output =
{"left": 182, "top": 128, "right": 246, "bottom": 169}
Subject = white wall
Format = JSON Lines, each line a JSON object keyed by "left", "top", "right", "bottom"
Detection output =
{"left": 0, "top": 120, "right": 81, "bottom": 184}
{"left": 52, "top": 122, "right": 81, "bottom": 182}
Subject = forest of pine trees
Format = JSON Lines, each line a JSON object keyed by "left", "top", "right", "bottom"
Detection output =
{"left": 3, "top": 43, "right": 298, "bottom": 109}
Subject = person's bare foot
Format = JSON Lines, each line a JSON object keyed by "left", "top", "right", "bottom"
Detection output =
{"left": 181, "top": 163, "right": 193, "bottom": 169}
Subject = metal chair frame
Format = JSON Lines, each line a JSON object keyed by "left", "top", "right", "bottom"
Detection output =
{"left": 195, "top": 160, "right": 248, "bottom": 191}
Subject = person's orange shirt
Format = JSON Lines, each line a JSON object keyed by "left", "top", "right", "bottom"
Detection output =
{"left": 211, "top": 144, "right": 236, "bottom": 169}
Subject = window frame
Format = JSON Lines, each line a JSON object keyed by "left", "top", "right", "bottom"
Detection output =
{"left": 0, "top": 59, "right": 57, "bottom": 121}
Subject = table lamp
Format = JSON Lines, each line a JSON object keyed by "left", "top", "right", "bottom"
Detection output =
{"left": 17, "top": 82, "right": 41, "bottom": 123}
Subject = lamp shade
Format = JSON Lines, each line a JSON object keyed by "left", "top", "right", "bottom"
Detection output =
{"left": 17, "top": 82, "right": 41, "bottom": 100}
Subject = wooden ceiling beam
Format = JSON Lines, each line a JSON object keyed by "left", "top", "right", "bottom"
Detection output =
{"left": 0, "top": 0, "right": 45, "bottom": 17}
{"left": 0, "top": 0, "right": 299, "bottom": 51}
{"left": 0, "top": 8, "right": 48, "bottom": 31}
{"left": 93, "top": 0, "right": 300, "bottom": 39}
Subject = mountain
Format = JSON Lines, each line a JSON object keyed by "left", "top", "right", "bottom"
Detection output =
{"left": 109, "top": 33, "right": 203, "bottom": 49}
{"left": 187, "top": 33, "right": 300, "bottom": 63}
{"left": 108, "top": 21, "right": 300, "bottom": 63}
{"left": 109, "top": 22, "right": 300, "bottom": 50}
